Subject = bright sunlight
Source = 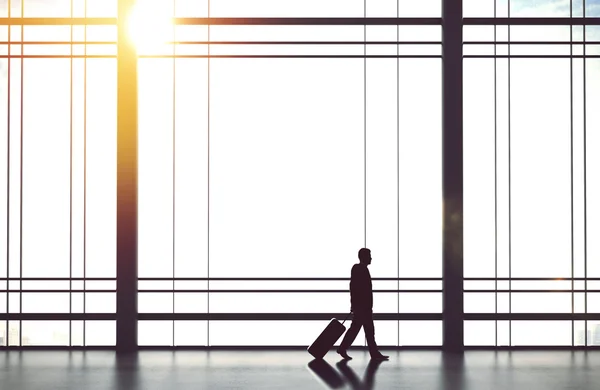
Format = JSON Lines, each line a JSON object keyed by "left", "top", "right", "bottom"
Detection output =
{"left": 128, "top": 0, "right": 174, "bottom": 53}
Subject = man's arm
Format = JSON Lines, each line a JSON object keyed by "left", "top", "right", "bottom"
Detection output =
{"left": 350, "top": 265, "right": 368, "bottom": 311}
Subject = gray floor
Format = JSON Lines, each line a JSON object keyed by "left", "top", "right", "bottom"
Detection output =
{"left": 1, "top": 350, "right": 599, "bottom": 390}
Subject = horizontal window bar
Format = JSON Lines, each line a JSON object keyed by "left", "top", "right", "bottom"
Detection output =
{"left": 137, "top": 289, "right": 441, "bottom": 293}
{"left": 174, "top": 17, "right": 442, "bottom": 26}
{"left": 464, "top": 55, "right": 600, "bottom": 58}
{"left": 0, "top": 55, "right": 115, "bottom": 58}
{"left": 464, "top": 17, "right": 600, "bottom": 25}
{"left": 464, "top": 278, "right": 600, "bottom": 281}
{"left": 4, "top": 277, "right": 597, "bottom": 281}
{"left": 138, "top": 313, "right": 443, "bottom": 321}
{"left": 139, "top": 346, "right": 443, "bottom": 350}
{"left": 3, "top": 346, "right": 600, "bottom": 350}
{"left": 464, "top": 41, "right": 600, "bottom": 45}
{"left": 0, "top": 41, "right": 441, "bottom": 45}
{"left": 4, "top": 313, "right": 600, "bottom": 321}
{"left": 0, "top": 17, "right": 115, "bottom": 25}
{"left": 1, "top": 17, "right": 598, "bottom": 27}
{"left": 0, "top": 313, "right": 440, "bottom": 321}
{"left": 4, "top": 290, "right": 115, "bottom": 293}
{"left": 0, "top": 41, "right": 116, "bottom": 45}
{"left": 465, "top": 314, "right": 600, "bottom": 320}
{"left": 5, "top": 278, "right": 115, "bottom": 281}
{"left": 4, "top": 289, "right": 600, "bottom": 293}
{"left": 138, "top": 55, "right": 442, "bottom": 58}
{"left": 464, "top": 290, "right": 600, "bottom": 293}
{"left": 0, "top": 54, "right": 441, "bottom": 59}
{"left": 0, "top": 17, "right": 441, "bottom": 26}
{"left": 0, "top": 314, "right": 115, "bottom": 320}
{"left": 138, "top": 277, "right": 441, "bottom": 281}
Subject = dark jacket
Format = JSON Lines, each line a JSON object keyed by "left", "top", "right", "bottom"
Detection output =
{"left": 350, "top": 263, "right": 373, "bottom": 312}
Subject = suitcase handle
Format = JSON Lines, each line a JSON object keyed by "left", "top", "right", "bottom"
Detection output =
{"left": 341, "top": 312, "right": 352, "bottom": 325}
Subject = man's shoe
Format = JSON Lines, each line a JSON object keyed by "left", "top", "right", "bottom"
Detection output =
{"left": 337, "top": 348, "right": 352, "bottom": 360}
{"left": 371, "top": 353, "right": 389, "bottom": 360}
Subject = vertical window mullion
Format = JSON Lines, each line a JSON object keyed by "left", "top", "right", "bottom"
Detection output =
{"left": 19, "top": 0, "right": 24, "bottom": 347}
{"left": 583, "top": 0, "right": 588, "bottom": 347}
{"left": 570, "top": 0, "right": 575, "bottom": 348}
{"left": 507, "top": 0, "right": 512, "bottom": 348}
{"left": 69, "top": 0, "right": 74, "bottom": 348}
{"left": 5, "top": 0, "right": 11, "bottom": 349}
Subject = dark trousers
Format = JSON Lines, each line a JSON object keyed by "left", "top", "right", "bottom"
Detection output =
{"left": 339, "top": 310, "right": 378, "bottom": 356}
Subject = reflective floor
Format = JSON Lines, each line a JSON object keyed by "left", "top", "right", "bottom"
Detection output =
{"left": 1, "top": 350, "right": 599, "bottom": 390}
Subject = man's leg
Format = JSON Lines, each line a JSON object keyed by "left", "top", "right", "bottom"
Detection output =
{"left": 338, "top": 317, "right": 363, "bottom": 358}
{"left": 362, "top": 312, "right": 388, "bottom": 359}
{"left": 361, "top": 313, "right": 379, "bottom": 357}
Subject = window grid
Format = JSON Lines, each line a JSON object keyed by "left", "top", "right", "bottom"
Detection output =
{"left": 0, "top": 0, "right": 599, "bottom": 348}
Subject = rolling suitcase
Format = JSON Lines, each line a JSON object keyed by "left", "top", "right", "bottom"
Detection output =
{"left": 307, "top": 313, "right": 351, "bottom": 359}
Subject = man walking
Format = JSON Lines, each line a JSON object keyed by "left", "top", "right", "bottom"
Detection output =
{"left": 337, "top": 248, "right": 389, "bottom": 360}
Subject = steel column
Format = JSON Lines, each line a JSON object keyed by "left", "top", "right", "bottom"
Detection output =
{"left": 442, "top": 0, "right": 464, "bottom": 353}
{"left": 116, "top": 0, "right": 138, "bottom": 353}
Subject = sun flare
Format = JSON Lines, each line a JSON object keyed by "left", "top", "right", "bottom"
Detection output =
{"left": 128, "top": 0, "right": 174, "bottom": 53}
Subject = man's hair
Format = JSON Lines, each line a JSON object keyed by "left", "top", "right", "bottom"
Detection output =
{"left": 358, "top": 248, "right": 371, "bottom": 262}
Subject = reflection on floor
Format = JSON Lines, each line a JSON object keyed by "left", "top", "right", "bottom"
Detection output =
{"left": 1, "top": 350, "right": 600, "bottom": 389}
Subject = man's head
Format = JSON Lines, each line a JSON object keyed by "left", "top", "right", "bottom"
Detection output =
{"left": 358, "top": 248, "right": 372, "bottom": 265}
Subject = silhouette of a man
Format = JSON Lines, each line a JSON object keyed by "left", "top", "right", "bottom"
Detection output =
{"left": 337, "top": 248, "right": 389, "bottom": 360}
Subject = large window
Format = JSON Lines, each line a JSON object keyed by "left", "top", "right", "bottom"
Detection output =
{"left": 464, "top": 1, "right": 600, "bottom": 346}
{"left": 136, "top": 9, "right": 443, "bottom": 346}
{"left": 1, "top": 0, "right": 599, "bottom": 348}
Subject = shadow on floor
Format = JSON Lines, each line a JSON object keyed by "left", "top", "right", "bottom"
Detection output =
{"left": 308, "top": 358, "right": 384, "bottom": 389}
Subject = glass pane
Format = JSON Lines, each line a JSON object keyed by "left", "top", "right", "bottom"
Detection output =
{"left": 588, "top": 59, "right": 600, "bottom": 277}
{"left": 138, "top": 58, "right": 174, "bottom": 278}
{"left": 511, "top": 293, "right": 572, "bottom": 313}
{"left": 210, "top": 292, "right": 349, "bottom": 313}
{"left": 139, "top": 321, "right": 173, "bottom": 346}
{"left": 399, "top": 321, "right": 442, "bottom": 346}
{"left": 588, "top": 321, "right": 600, "bottom": 345}
{"left": 175, "top": 0, "right": 209, "bottom": 17}
{"left": 22, "top": 293, "right": 70, "bottom": 313}
{"left": 210, "top": 320, "right": 348, "bottom": 346}
{"left": 366, "top": 59, "right": 398, "bottom": 279}
{"left": 174, "top": 58, "right": 208, "bottom": 279}
{"left": 464, "top": 293, "right": 496, "bottom": 313}
{"left": 85, "top": 293, "right": 116, "bottom": 313}
{"left": 398, "top": 59, "right": 442, "bottom": 278}
{"left": 398, "top": 0, "right": 441, "bottom": 17}
{"left": 511, "top": 59, "right": 571, "bottom": 278}
{"left": 139, "top": 293, "right": 174, "bottom": 313}
{"left": 210, "top": 0, "right": 364, "bottom": 17}
{"left": 398, "top": 293, "right": 441, "bottom": 313}
{"left": 71, "top": 320, "right": 83, "bottom": 346}
{"left": 0, "top": 56, "right": 6, "bottom": 280}
{"left": 22, "top": 59, "right": 70, "bottom": 278}
{"left": 511, "top": 321, "right": 571, "bottom": 346}
{"left": 0, "top": 321, "right": 5, "bottom": 345}
{"left": 86, "top": 59, "right": 117, "bottom": 278}
{"left": 85, "top": 321, "right": 115, "bottom": 346}
{"left": 587, "top": 2, "right": 600, "bottom": 16}
{"left": 24, "top": 0, "right": 72, "bottom": 17}
{"left": 464, "top": 59, "right": 497, "bottom": 278}
{"left": 465, "top": 321, "right": 496, "bottom": 346}
{"left": 22, "top": 321, "right": 70, "bottom": 346}
{"left": 174, "top": 293, "right": 208, "bottom": 313}
{"left": 210, "top": 58, "right": 363, "bottom": 278}
{"left": 464, "top": 0, "right": 495, "bottom": 17}
{"left": 86, "top": 0, "right": 118, "bottom": 17}
{"left": 174, "top": 321, "right": 207, "bottom": 346}
{"left": 372, "top": 320, "right": 398, "bottom": 346}
{"left": 510, "top": 0, "right": 571, "bottom": 17}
